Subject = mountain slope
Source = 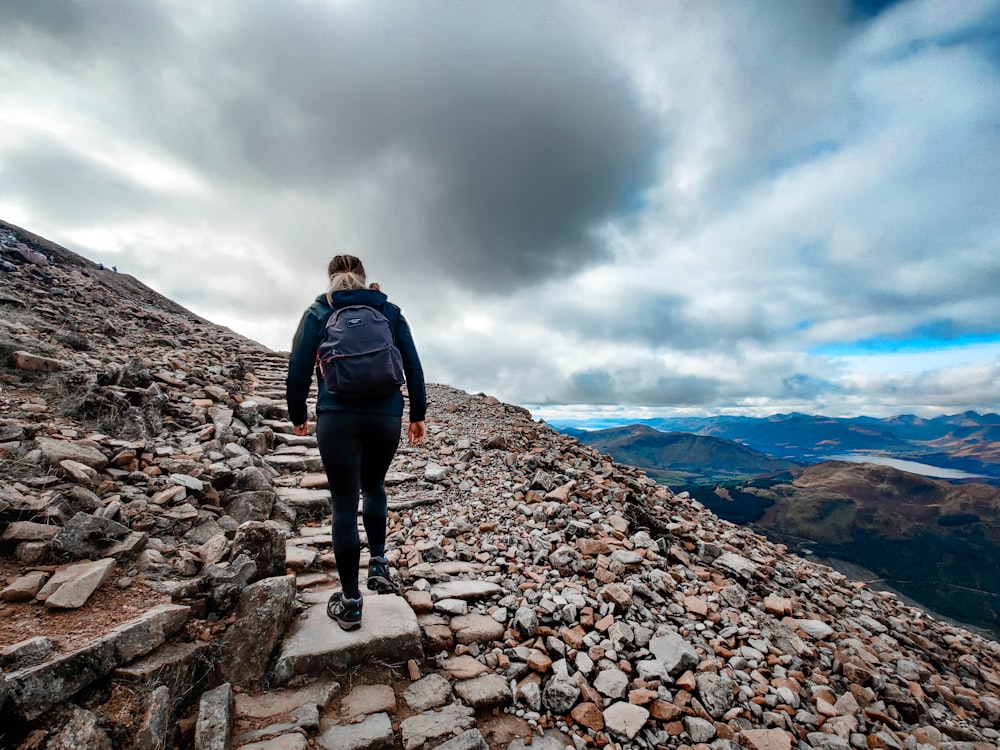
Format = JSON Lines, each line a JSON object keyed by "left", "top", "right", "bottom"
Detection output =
{"left": 683, "top": 462, "right": 1000, "bottom": 634}
{"left": 2, "top": 221, "right": 1000, "bottom": 748}
{"left": 575, "top": 424, "right": 799, "bottom": 484}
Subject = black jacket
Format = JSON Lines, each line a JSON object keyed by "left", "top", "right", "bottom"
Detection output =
{"left": 285, "top": 288, "right": 426, "bottom": 426}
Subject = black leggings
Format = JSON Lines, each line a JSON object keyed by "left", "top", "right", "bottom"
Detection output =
{"left": 316, "top": 411, "right": 401, "bottom": 599}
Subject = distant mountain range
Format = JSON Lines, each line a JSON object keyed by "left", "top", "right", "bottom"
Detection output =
{"left": 555, "top": 411, "right": 1000, "bottom": 485}
{"left": 569, "top": 424, "right": 799, "bottom": 485}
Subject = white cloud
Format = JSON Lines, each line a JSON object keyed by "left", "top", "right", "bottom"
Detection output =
{"left": 2, "top": 0, "right": 998, "bottom": 418}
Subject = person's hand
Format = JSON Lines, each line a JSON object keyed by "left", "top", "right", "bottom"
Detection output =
{"left": 293, "top": 422, "right": 309, "bottom": 437}
{"left": 408, "top": 421, "right": 426, "bottom": 445}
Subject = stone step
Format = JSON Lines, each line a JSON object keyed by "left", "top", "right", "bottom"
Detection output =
{"left": 272, "top": 590, "right": 422, "bottom": 685}
{"left": 263, "top": 454, "right": 326, "bottom": 473}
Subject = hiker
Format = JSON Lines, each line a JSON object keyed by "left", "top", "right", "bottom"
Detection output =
{"left": 285, "top": 255, "right": 426, "bottom": 631}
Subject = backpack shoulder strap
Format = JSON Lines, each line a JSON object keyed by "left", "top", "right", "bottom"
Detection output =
{"left": 380, "top": 303, "right": 401, "bottom": 342}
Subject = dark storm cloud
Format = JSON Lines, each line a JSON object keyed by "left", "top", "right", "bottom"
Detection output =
{"left": 5, "top": 0, "right": 659, "bottom": 293}
{"left": 547, "top": 290, "right": 776, "bottom": 352}
{"left": 0, "top": 139, "right": 157, "bottom": 223}
{"left": 561, "top": 368, "right": 724, "bottom": 406}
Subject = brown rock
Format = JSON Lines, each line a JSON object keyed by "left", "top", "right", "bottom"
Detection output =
{"left": 764, "top": 595, "right": 793, "bottom": 616}
{"left": 648, "top": 699, "right": 684, "bottom": 722}
{"left": 442, "top": 655, "right": 489, "bottom": 680}
{"left": 527, "top": 650, "right": 553, "bottom": 673}
{"left": 600, "top": 583, "right": 632, "bottom": 611}
{"left": 738, "top": 728, "right": 793, "bottom": 750}
{"left": 571, "top": 701, "right": 605, "bottom": 731}
{"left": 561, "top": 625, "right": 587, "bottom": 649}
{"left": 450, "top": 613, "right": 505, "bottom": 645}
{"left": 578, "top": 538, "right": 612, "bottom": 556}
{"left": 404, "top": 590, "right": 434, "bottom": 613}
{"left": 12, "top": 351, "right": 67, "bottom": 372}
{"left": 628, "top": 688, "right": 657, "bottom": 705}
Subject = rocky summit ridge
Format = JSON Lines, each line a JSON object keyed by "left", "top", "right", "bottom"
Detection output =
{"left": 1, "top": 218, "right": 999, "bottom": 750}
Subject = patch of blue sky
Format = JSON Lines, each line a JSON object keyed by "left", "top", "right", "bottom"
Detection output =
{"left": 796, "top": 243, "right": 826, "bottom": 269}
{"left": 848, "top": 0, "right": 906, "bottom": 23}
{"left": 812, "top": 330, "right": 1000, "bottom": 357}
{"left": 769, "top": 142, "right": 841, "bottom": 177}
{"left": 873, "top": 9, "right": 1000, "bottom": 66}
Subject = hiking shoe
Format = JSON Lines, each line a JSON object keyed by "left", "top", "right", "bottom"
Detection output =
{"left": 367, "top": 555, "right": 401, "bottom": 594}
{"left": 326, "top": 591, "right": 362, "bottom": 631}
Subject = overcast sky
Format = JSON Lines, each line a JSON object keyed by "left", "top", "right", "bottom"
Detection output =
{"left": 2, "top": 0, "right": 999, "bottom": 420}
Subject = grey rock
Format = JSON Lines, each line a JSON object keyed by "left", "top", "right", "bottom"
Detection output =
{"left": 430, "top": 580, "right": 502, "bottom": 601}
{"left": 507, "top": 730, "right": 574, "bottom": 749}
{"left": 135, "top": 685, "right": 171, "bottom": 750}
{"left": 275, "top": 487, "right": 331, "bottom": 519}
{"left": 196, "top": 682, "right": 234, "bottom": 750}
{"left": 272, "top": 591, "right": 422, "bottom": 684}
{"left": 227, "top": 490, "right": 276, "bottom": 523}
{"left": 808, "top": 732, "right": 852, "bottom": 750}
{"left": 454, "top": 673, "right": 512, "bottom": 708}
{"left": 0, "top": 636, "right": 58, "bottom": 670}
{"left": 240, "top": 735, "right": 309, "bottom": 750}
{"left": 719, "top": 583, "right": 747, "bottom": 609}
{"left": 35, "top": 436, "right": 108, "bottom": 470}
{"left": 235, "top": 400, "right": 260, "bottom": 427}
{"left": 604, "top": 701, "right": 650, "bottom": 740}
{"left": 594, "top": 667, "right": 629, "bottom": 700}
{"left": 433, "top": 729, "right": 489, "bottom": 750}
{"left": 217, "top": 575, "right": 297, "bottom": 686}
{"left": 400, "top": 703, "right": 475, "bottom": 750}
{"left": 697, "top": 672, "right": 735, "bottom": 719}
{"left": 794, "top": 619, "right": 835, "bottom": 640}
{"left": 169, "top": 472, "right": 204, "bottom": 492}
{"left": 542, "top": 675, "right": 580, "bottom": 714}
{"left": 513, "top": 606, "right": 538, "bottom": 637}
{"left": 263, "top": 454, "right": 325, "bottom": 473}
{"left": 52, "top": 513, "right": 131, "bottom": 560}
{"left": 6, "top": 603, "right": 189, "bottom": 720}
{"left": 115, "top": 641, "right": 212, "bottom": 708}
{"left": 203, "top": 554, "right": 258, "bottom": 613}
{"left": 518, "top": 678, "right": 542, "bottom": 712}
{"left": 231, "top": 703, "right": 319, "bottom": 745}
{"left": 234, "top": 466, "right": 274, "bottom": 492}
{"left": 531, "top": 469, "right": 555, "bottom": 491}
{"left": 450, "top": 613, "right": 504, "bottom": 645}
{"left": 713, "top": 552, "right": 757, "bottom": 581}
{"left": 44, "top": 704, "right": 115, "bottom": 749}
{"left": 39, "top": 557, "right": 115, "bottom": 609}
{"left": 683, "top": 715, "right": 716, "bottom": 743}
{"left": 232, "top": 520, "right": 286, "bottom": 580}
{"left": 548, "top": 545, "right": 584, "bottom": 575}
{"left": 317, "top": 712, "right": 393, "bottom": 750}
{"left": 648, "top": 629, "right": 699, "bottom": 676}
{"left": 422, "top": 462, "right": 449, "bottom": 482}
{"left": 403, "top": 673, "right": 453, "bottom": 712}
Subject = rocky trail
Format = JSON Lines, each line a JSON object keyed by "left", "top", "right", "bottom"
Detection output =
{"left": 1, "top": 220, "right": 999, "bottom": 750}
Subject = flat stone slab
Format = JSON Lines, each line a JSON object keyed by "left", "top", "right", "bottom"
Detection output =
{"left": 429, "top": 581, "right": 502, "bottom": 601}
{"left": 38, "top": 558, "right": 115, "bottom": 609}
{"left": 7, "top": 603, "right": 191, "bottom": 720}
{"left": 235, "top": 680, "right": 338, "bottom": 720}
{"left": 272, "top": 591, "right": 422, "bottom": 684}
{"left": 263, "top": 454, "right": 325, "bottom": 473}
{"left": 276, "top": 487, "right": 331, "bottom": 512}
{"left": 317, "top": 712, "right": 393, "bottom": 750}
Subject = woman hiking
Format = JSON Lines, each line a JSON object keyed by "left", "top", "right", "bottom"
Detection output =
{"left": 286, "top": 255, "right": 426, "bottom": 631}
